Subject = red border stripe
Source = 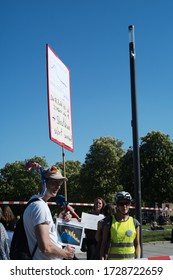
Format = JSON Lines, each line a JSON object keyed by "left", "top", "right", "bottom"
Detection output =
{"left": 148, "top": 256, "right": 171, "bottom": 260}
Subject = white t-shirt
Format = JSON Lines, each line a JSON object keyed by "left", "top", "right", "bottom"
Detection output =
{"left": 23, "top": 195, "right": 62, "bottom": 260}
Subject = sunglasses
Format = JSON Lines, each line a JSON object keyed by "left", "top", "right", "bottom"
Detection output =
{"left": 118, "top": 201, "right": 130, "bottom": 206}
{"left": 47, "top": 179, "right": 64, "bottom": 187}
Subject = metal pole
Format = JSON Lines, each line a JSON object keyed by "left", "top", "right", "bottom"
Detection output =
{"left": 128, "top": 25, "right": 143, "bottom": 257}
{"left": 62, "top": 146, "right": 67, "bottom": 201}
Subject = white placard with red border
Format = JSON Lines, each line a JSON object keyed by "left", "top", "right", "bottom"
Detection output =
{"left": 46, "top": 44, "right": 74, "bottom": 151}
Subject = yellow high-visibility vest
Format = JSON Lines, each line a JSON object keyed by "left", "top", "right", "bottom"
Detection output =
{"left": 108, "top": 216, "right": 136, "bottom": 260}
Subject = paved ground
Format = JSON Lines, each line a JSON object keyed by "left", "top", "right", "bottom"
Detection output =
{"left": 142, "top": 241, "right": 173, "bottom": 258}
{"left": 75, "top": 241, "right": 173, "bottom": 259}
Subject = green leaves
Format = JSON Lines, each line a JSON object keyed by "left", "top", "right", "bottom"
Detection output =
{"left": 119, "top": 131, "right": 173, "bottom": 206}
{"left": 1, "top": 131, "right": 173, "bottom": 210}
{"left": 80, "top": 137, "right": 125, "bottom": 202}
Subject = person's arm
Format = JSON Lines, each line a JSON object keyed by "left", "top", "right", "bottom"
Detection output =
{"left": 95, "top": 221, "right": 102, "bottom": 242}
{"left": 134, "top": 226, "right": 141, "bottom": 259}
{"left": 35, "top": 223, "right": 74, "bottom": 259}
{"left": 99, "top": 224, "right": 110, "bottom": 260}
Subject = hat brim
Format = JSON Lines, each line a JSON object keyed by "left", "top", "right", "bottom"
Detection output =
{"left": 47, "top": 174, "right": 67, "bottom": 181}
{"left": 43, "top": 167, "right": 68, "bottom": 181}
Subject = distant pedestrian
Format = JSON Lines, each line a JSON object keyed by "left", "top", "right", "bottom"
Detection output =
{"left": 0, "top": 205, "right": 17, "bottom": 248}
{"left": 0, "top": 207, "right": 10, "bottom": 259}
{"left": 85, "top": 197, "right": 106, "bottom": 259}
{"left": 150, "top": 219, "right": 164, "bottom": 230}
{"left": 95, "top": 203, "right": 115, "bottom": 259}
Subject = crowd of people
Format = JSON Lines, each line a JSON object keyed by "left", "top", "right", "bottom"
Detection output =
{"left": 0, "top": 164, "right": 142, "bottom": 260}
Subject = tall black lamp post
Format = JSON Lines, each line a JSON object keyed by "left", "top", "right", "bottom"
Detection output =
{"left": 128, "top": 25, "right": 143, "bottom": 257}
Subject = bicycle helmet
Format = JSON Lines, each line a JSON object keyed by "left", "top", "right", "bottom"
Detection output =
{"left": 115, "top": 191, "right": 132, "bottom": 203}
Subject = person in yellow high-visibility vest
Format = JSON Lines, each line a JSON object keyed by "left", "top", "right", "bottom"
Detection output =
{"left": 100, "top": 191, "right": 141, "bottom": 260}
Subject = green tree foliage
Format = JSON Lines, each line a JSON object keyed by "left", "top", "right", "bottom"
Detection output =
{"left": 118, "top": 147, "right": 134, "bottom": 197}
{"left": 54, "top": 160, "right": 82, "bottom": 216}
{"left": 140, "top": 131, "right": 173, "bottom": 206}
{"left": 1, "top": 131, "right": 173, "bottom": 213}
{"left": 55, "top": 160, "right": 82, "bottom": 202}
{"left": 0, "top": 156, "right": 48, "bottom": 202}
{"left": 118, "top": 131, "right": 173, "bottom": 207}
{"left": 80, "top": 137, "right": 125, "bottom": 202}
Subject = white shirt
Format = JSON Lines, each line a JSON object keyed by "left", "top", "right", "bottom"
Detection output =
{"left": 23, "top": 195, "right": 62, "bottom": 260}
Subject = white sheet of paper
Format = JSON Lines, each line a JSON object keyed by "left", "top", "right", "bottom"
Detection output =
{"left": 81, "top": 212, "right": 104, "bottom": 230}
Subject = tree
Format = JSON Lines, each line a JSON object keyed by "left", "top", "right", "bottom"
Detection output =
{"left": 140, "top": 131, "right": 173, "bottom": 206}
{"left": 80, "top": 136, "right": 125, "bottom": 202}
{"left": 55, "top": 160, "right": 82, "bottom": 202}
{"left": 0, "top": 156, "right": 48, "bottom": 202}
{"left": 54, "top": 160, "right": 82, "bottom": 216}
{"left": 118, "top": 131, "right": 173, "bottom": 207}
{"left": 118, "top": 147, "right": 134, "bottom": 197}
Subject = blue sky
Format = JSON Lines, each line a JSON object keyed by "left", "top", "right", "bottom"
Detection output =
{"left": 1, "top": 0, "right": 173, "bottom": 168}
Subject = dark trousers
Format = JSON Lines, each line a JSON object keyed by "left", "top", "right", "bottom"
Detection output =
{"left": 86, "top": 239, "right": 97, "bottom": 260}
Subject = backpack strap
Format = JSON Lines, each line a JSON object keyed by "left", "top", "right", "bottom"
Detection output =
{"left": 31, "top": 243, "right": 38, "bottom": 259}
{"left": 24, "top": 197, "right": 41, "bottom": 209}
{"left": 24, "top": 197, "right": 40, "bottom": 258}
